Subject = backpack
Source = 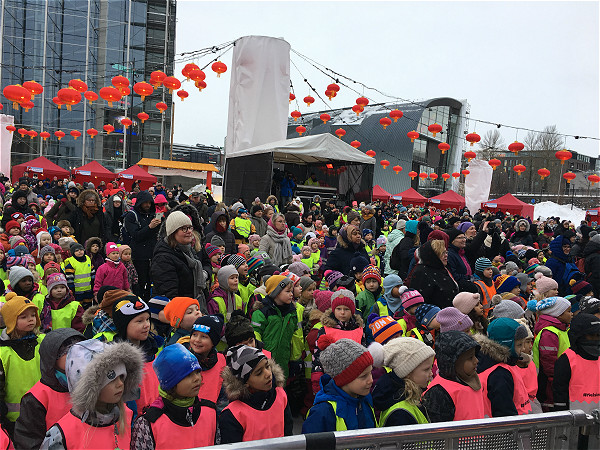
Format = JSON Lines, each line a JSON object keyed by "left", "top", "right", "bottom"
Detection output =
{"left": 120, "top": 210, "right": 139, "bottom": 245}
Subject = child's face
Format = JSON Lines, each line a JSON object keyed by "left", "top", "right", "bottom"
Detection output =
{"left": 18, "top": 276, "right": 33, "bottom": 292}
{"left": 238, "top": 336, "right": 256, "bottom": 348}
{"left": 456, "top": 348, "right": 479, "bottom": 380}
{"left": 510, "top": 286, "right": 521, "bottom": 295}
{"left": 246, "top": 358, "right": 273, "bottom": 392}
{"left": 251, "top": 240, "right": 260, "bottom": 249}
{"left": 240, "top": 212, "right": 248, "bottom": 220}
{"left": 302, "top": 248, "right": 311, "bottom": 258}
{"left": 218, "top": 245, "right": 225, "bottom": 254}
{"left": 237, "top": 263, "right": 248, "bottom": 277}
{"left": 16, "top": 308, "right": 37, "bottom": 333}
{"left": 522, "top": 337, "right": 533, "bottom": 355}
{"left": 545, "top": 287, "right": 559, "bottom": 298}
{"left": 295, "top": 233, "right": 303, "bottom": 242}
{"left": 175, "top": 369, "right": 202, "bottom": 398}
{"left": 40, "top": 234, "right": 51, "bottom": 248}
{"left": 0, "top": 250, "right": 4, "bottom": 262}
{"left": 42, "top": 253, "right": 55, "bottom": 263}
{"left": 210, "top": 253, "right": 220, "bottom": 263}
{"left": 293, "top": 283, "right": 301, "bottom": 299}
{"left": 406, "top": 356, "right": 434, "bottom": 389}
{"left": 334, "top": 305, "right": 353, "bottom": 322}
{"left": 9, "top": 227, "right": 20, "bottom": 236}
{"left": 364, "top": 233, "right": 373, "bottom": 242}
{"left": 557, "top": 308, "right": 573, "bottom": 324}
{"left": 243, "top": 249, "right": 250, "bottom": 259}
{"left": 126, "top": 312, "right": 150, "bottom": 342}
{"left": 405, "top": 304, "right": 419, "bottom": 315}
{"left": 27, "top": 263, "right": 36, "bottom": 273}
{"left": 74, "top": 249, "right": 85, "bottom": 258}
{"left": 473, "top": 301, "right": 484, "bottom": 317}
{"left": 492, "top": 256, "right": 502, "bottom": 266}
{"left": 60, "top": 226, "right": 70, "bottom": 235}
{"left": 227, "top": 274, "right": 239, "bottom": 292}
{"left": 181, "top": 304, "right": 202, "bottom": 330}
{"left": 391, "top": 285, "right": 402, "bottom": 298}
{"left": 310, "top": 243, "right": 318, "bottom": 251}
{"left": 90, "top": 244, "right": 99, "bottom": 254}
{"left": 52, "top": 231, "right": 61, "bottom": 241}
{"left": 55, "top": 354, "right": 67, "bottom": 371}
{"left": 121, "top": 249, "right": 132, "bottom": 262}
{"left": 31, "top": 226, "right": 40, "bottom": 235}
{"left": 378, "top": 245, "right": 386, "bottom": 254}
{"left": 482, "top": 268, "right": 493, "bottom": 279}
{"left": 514, "top": 338, "right": 526, "bottom": 356}
{"left": 190, "top": 331, "right": 213, "bottom": 356}
{"left": 364, "top": 279, "right": 379, "bottom": 293}
{"left": 300, "top": 283, "right": 315, "bottom": 301}
{"left": 341, "top": 365, "right": 373, "bottom": 398}
{"left": 51, "top": 285, "right": 67, "bottom": 299}
{"left": 98, "top": 374, "right": 125, "bottom": 405}
{"left": 274, "top": 284, "right": 293, "bottom": 305}
{"left": 107, "top": 250, "right": 120, "bottom": 262}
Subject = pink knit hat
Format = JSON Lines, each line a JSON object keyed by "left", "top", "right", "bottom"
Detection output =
{"left": 452, "top": 292, "right": 481, "bottom": 314}
{"left": 436, "top": 307, "right": 473, "bottom": 332}
{"left": 105, "top": 242, "right": 119, "bottom": 255}
{"left": 400, "top": 289, "right": 425, "bottom": 309}
{"left": 534, "top": 272, "right": 558, "bottom": 295}
{"left": 314, "top": 290, "right": 334, "bottom": 312}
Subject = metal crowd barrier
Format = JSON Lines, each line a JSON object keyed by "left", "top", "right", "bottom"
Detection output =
{"left": 201, "top": 409, "right": 600, "bottom": 450}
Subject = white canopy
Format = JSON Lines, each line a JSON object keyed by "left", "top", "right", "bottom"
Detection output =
{"left": 226, "top": 133, "right": 375, "bottom": 165}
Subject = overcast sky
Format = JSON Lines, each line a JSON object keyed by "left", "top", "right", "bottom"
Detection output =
{"left": 172, "top": 1, "right": 599, "bottom": 158}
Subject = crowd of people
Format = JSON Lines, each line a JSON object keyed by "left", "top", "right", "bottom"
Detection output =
{"left": 0, "top": 172, "right": 598, "bottom": 449}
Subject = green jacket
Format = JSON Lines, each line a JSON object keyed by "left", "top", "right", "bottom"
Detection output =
{"left": 251, "top": 296, "right": 298, "bottom": 378}
{"left": 356, "top": 289, "right": 377, "bottom": 321}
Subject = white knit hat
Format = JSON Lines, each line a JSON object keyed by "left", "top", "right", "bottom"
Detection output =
{"left": 165, "top": 211, "right": 192, "bottom": 236}
{"left": 382, "top": 337, "right": 435, "bottom": 379}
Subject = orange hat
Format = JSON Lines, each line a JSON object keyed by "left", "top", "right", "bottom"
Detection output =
{"left": 0, "top": 292, "right": 40, "bottom": 335}
{"left": 163, "top": 297, "right": 199, "bottom": 328}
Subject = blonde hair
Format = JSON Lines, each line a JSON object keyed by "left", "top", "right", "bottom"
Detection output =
{"left": 430, "top": 239, "right": 447, "bottom": 259}
{"left": 402, "top": 378, "right": 422, "bottom": 405}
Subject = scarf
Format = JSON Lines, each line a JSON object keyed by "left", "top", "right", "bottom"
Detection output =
{"left": 267, "top": 219, "right": 285, "bottom": 235}
{"left": 402, "top": 312, "right": 417, "bottom": 331}
{"left": 158, "top": 387, "right": 195, "bottom": 407}
{"left": 458, "top": 249, "right": 472, "bottom": 276}
{"left": 265, "top": 225, "right": 293, "bottom": 265}
{"left": 173, "top": 239, "right": 207, "bottom": 309}
{"left": 81, "top": 203, "right": 99, "bottom": 219}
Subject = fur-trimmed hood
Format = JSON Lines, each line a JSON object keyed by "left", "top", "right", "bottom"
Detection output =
{"left": 473, "top": 333, "right": 510, "bottom": 365}
{"left": 320, "top": 308, "right": 364, "bottom": 328}
{"left": 82, "top": 305, "right": 99, "bottom": 326}
{"left": 221, "top": 358, "right": 285, "bottom": 401}
{"left": 85, "top": 236, "right": 103, "bottom": 253}
{"left": 76, "top": 189, "right": 101, "bottom": 208}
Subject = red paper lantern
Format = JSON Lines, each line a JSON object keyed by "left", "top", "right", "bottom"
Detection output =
{"left": 156, "top": 102, "right": 168, "bottom": 113}
{"left": 52, "top": 97, "right": 64, "bottom": 109}
{"left": 289, "top": 93, "right": 295, "bottom": 103}
{"left": 352, "top": 104, "right": 363, "bottom": 116}
{"left": 296, "top": 125, "right": 306, "bottom": 136}
{"left": 195, "top": 80, "right": 207, "bottom": 91}
{"left": 380, "top": 160, "right": 390, "bottom": 170}
{"left": 112, "top": 75, "right": 130, "bottom": 92}
{"left": 133, "top": 82, "right": 154, "bottom": 101}
{"left": 27, "top": 130, "right": 37, "bottom": 139}
{"left": 350, "top": 140, "right": 361, "bottom": 149}
{"left": 68, "top": 79, "right": 87, "bottom": 93}
{"left": 84, "top": 91, "right": 98, "bottom": 106}
{"left": 99, "top": 86, "right": 122, "bottom": 107}
{"left": 103, "top": 124, "right": 114, "bottom": 134}
{"left": 438, "top": 142, "right": 450, "bottom": 154}
{"left": 379, "top": 117, "right": 392, "bottom": 130}
{"left": 211, "top": 61, "right": 227, "bottom": 77}
{"left": 442, "top": 173, "right": 451, "bottom": 181}
{"left": 537, "top": 168, "right": 550, "bottom": 180}
{"left": 21, "top": 101, "right": 34, "bottom": 112}
{"left": 335, "top": 128, "right": 346, "bottom": 139}
{"left": 54, "top": 130, "right": 65, "bottom": 140}
{"left": 407, "top": 130, "right": 419, "bottom": 143}
{"left": 120, "top": 86, "right": 130, "bottom": 97}
{"left": 188, "top": 68, "right": 205, "bottom": 83}
{"left": 320, "top": 113, "right": 331, "bottom": 124}
{"left": 555, "top": 150, "right": 572, "bottom": 165}
{"left": 419, "top": 172, "right": 428, "bottom": 180}
{"left": 428, "top": 123, "right": 442, "bottom": 136}
{"left": 513, "top": 164, "right": 526, "bottom": 176}
{"left": 508, "top": 141, "right": 524, "bottom": 155}
{"left": 17, "top": 128, "right": 27, "bottom": 137}
{"left": 162, "top": 77, "right": 181, "bottom": 94}
{"left": 393, "top": 165, "right": 402, "bottom": 174}
{"left": 366, "top": 150, "right": 376, "bottom": 158}
{"left": 3, "top": 84, "right": 31, "bottom": 108}
{"left": 327, "top": 83, "right": 340, "bottom": 94}
{"left": 588, "top": 174, "right": 600, "bottom": 185}
{"left": 22, "top": 81, "right": 43, "bottom": 99}
{"left": 290, "top": 110, "right": 301, "bottom": 122}
{"left": 489, "top": 159, "right": 501, "bottom": 170}
{"left": 70, "top": 130, "right": 81, "bottom": 140}
{"left": 5, "top": 125, "right": 15, "bottom": 134}
{"left": 389, "top": 109, "right": 403, "bottom": 122}
{"left": 181, "top": 63, "right": 199, "bottom": 80}
{"left": 176, "top": 89, "right": 189, "bottom": 101}
{"left": 137, "top": 112, "right": 149, "bottom": 123}
{"left": 430, "top": 173, "right": 438, "bottom": 180}
{"left": 39, "top": 131, "right": 50, "bottom": 140}
{"left": 466, "top": 132, "right": 481, "bottom": 146}
{"left": 356, "top": 97, "right": 369, "bottom": 108}
{"left": 452, "top": 172, "right": 461, "bottom": 179}
{"left": 408, "top": 171, "right": 418, "bottom": 180}
{"left": 563, "top": 172, "right": 576, "bottom": 183}
{"left": 150, "top": 71, "right": 166, "bottom": 88}
{"left": 57, "top": 87, "right": 81, "bottom": 111}
{"left": 86, "top": 128, "right": 98, "bottom": 139}
{"left": 461, "top": 169, "right": 470, "bottom": 176}
{"left": 303, "top": 96, "right": 315, "bottom": 107}
{"left": 464, "top": 151, "right": 476, "bottom": 162}
{"left": 120, "top": 118, "right": 132, "bottom": 129}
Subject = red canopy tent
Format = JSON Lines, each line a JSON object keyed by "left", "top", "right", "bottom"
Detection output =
{"left": 586, "top": 208, "right": 600, "bottom": 223}
{"left": 72, "top": 161, "right": 116, "bottom": 185}
{"left": 372, "top": 185, "right": 391, "bottom": 202}
{"left": 482, "top": 193, "right": 534, "bottom": 218}
{"left": 11, "top": 156, "right": 70, "bottom": 183}
{"left": 116, "top": 164, "right": 157, "bottom": 191}
{"left": 391, "top": 187, "right": 428, "bottom": 206}
{"left": 428, "top": 189, "right": 465, "bottom": 209}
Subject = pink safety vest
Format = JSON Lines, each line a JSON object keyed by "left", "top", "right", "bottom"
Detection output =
{"left": 224, "top": 386, "right": 287, "bottom": 441}
{"left": 425, "top": 375, "right": 486, "bottom": 421}
{"left": 564, "top": 348, "right": 600, "bottom": 414}
{"left": 150, "top": 409, "right": 214, "bottom": 449}
{"left": 28, "top": 382, "right": 72, "bottom": 430}
{"left": 480, "top": 363, "right": 533, "bottom": 416}
{"left": 0, "top": 427, "right": 12, "bottom": 450}
{"left": 197, "top": 353, "right": 226, "bottom": 439}
{"left": 519, "top": 362, "right": 538, "bottom": 401}
{"left": 57, "top": 408, "right": 132, "bottom": 450}
{"left": 323, "top": 326, "right": 363, "bottom": 344}
{"left": 136, "top": 361, "right": 160, "bottom": 415}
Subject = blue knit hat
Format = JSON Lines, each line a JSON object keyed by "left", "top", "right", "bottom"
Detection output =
{"left": 495, "top": 275, "right": 521, "bottom": 294}
{"left": 153, "top": 343, "right": 201, "bottom": 391}
{"left": 362, "top": 228, "right": 373, "bottom": 238}
{"left": 415, "top": 303, "right": 441, "bottom": 328}
{"left": 487, "top": 317, "right": 528, "bottom": 358}
{"left": 474, "top": 257, "right": 493, "bottom": 273}
{"left": 405, "top": 220, "right": 418, "bottom": 235}
{"left": 291, "top": 226, "right": 303, "bottom": 238}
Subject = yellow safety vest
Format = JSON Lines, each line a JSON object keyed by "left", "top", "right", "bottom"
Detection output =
{"left": 380, "top": 400, "right": 428, "bottom": 426}
{"left": 50, "top": 302, "right": 81, "bottom": 330}
{"left": 66, "top": 257, "right": 92, "bottom": 292}
{"left": 324, "top": 401, "right": 378, "bottom": 431}
{"left": 234, "top": 217, "right": 252, "bottom": 238}
{"left": 532, "top": 325, "right": 570, "bottom": 368}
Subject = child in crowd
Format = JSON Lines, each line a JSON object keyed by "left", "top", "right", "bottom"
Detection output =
{"left": 5, "top": 266, "right": 45, "bottom": 308}
{"left": 24, "top": 255, "right": 41, "bottom": 286}
{"left": 300, "top": 246, "right": 317, "bottom": 274}
{"left": 41, "top": 339, "right": 143, "bottom": 450}
{"left": 0, "top": 247, "right": 6, "bottom": 282}
{"left": 368, "top": 274, "right": 404, "bottom": 320}
{"left": 362, "top": 229, "right": 375, "bottom": 254}
{"left": 238, "top": 244, "right": 251, "bottom": 260}
{"left": 453, "top": 292, "right": 488, "bottom": 335}
{"left": 35, "top": 246, "right": 57, "bottom": 280}
{"left": 372, "top": 337, "right": 436, "bottom": 426}
{"left": 56, "top": 220, "right": 74, "bottom": 241}
{"left": 230, "top": 208, "right": 255, "bottom": 245}
{"left": 308, "top": 237, "right": 321, "bottom": 269}
{"left": 1, "top": 221, "right": 22, "bottom": 252}
{"left": 85, "top": 237, "right": 104, "bottom": 273}
{"left": 473, "top": 257, "right": 496, "bottom": 316}
{"left": 40, "top": 272, "right": 84, "bottom": 333}
{"left": 86, "top": 288, "right": 130, "bottom": 340}
{"left": 119, "top": 245, "right": 139, "bottom": 296}
{"left": 372, "top": 237, "right": 387, "bottom": 273}
{"left": 398, "top": 288, "right": 425, "bottom": 336}
{"left": 349, "top": 255, "right": 369, "bottom": 294}
{"left": 131, "top": 343, "right": 213, "bottom": 449}
{"left": 515, "top": 317, "right": 539, "bottom": 413}
{"left": 437, "top": 307, "right": 474, "bottom": 333}
{"left": 533, "top": 272, "right": 559, "bottom": 299}
{"left": 495, "top": 275, "right": 524, "bottom": 306}
{"left": 303, "top": 337, "right": 381, "bottom": 433}
{"left": 228, "top": 254, "right": 255, "bottom": 307}
{"left": 14, "top": 329, "right": 85, "bottom": 450}
{"left": 422, "top": 331, "right": 486, "bottom": 422}
{"left": 48, "top": 226, "right": 61, "bottom": 245}
{"left": 356, "top": 265, "right": 382, "bottom": 320}
{"left": 63, "top": 243, "right": 94, "bottom": 307}
{"left": 248, "top": 234, "right": 261, "bottom": 256}
{"left": 164, "top": 296, "right": 202, "bottom": 345}
{"left": 205, "top": 243, "right": 223, "bottom": 285}
{"left": 32, "top": 231, "right": 52, "bottom": 264}
{"left": 219, "top": 345, "right": 292, "bottom": 443}
{"left": 208, "top": 265, "right": 244, "bottom": 330}
{"left": 94, "top": 242, "right": 129, "bottom": 293}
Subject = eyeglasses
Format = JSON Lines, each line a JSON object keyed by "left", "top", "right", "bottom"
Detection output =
{"left": 178, "top": 226, "right": 193, "bottom": 232}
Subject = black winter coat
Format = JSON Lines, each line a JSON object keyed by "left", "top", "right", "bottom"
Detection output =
{"left": 204, "top": 210, "right": 236, "bottom": 254}
{"left": 44, "top": 198, "right": 76, "bottom": 225}
{"left": 583, "top": 239, "right": 600, "bottom": 297}
{"left": 325, "top": 236, "right": 370, "bottom": 276}
{"left": 151, "top": 238, "right": 196, "bottom": 299}
{"left": 390, "top": 232, "right": 417, "bottom": 279}
{"left": 124, "top": 190, "right": 159, "bottom": 261}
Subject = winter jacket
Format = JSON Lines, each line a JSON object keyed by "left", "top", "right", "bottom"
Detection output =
{"left": 359, "top": 214, "right": 376, "bottom": 234}
{"left": 391, "top": 232, "right": 417, "bottom": 279}
{"left": 2, "top": 194, "right": 35, "bottom": 228}
{"left": 372, "top": 370, "right": 428, "bottom": 426}
{"left": 250, "top": 215, "right": 267, "bottom": 237}
{"left": 103, "top": 195, "right": 127, "bottom": 242}
{"left": 325, "top": 234, "right": 370, "bottom": 276}
{"left": 534, "top": 314, "right": 568, "bottom": 410}
{"left": 356, "top": 287, "right": 381, "bottom": 321}
{"left": 41, "top": 292, "right": 85, "bottom": 333}
{"left": 151, "top": 238, "right": 197, "bottom": 299}
{"left": 204, "top": 211, "right": 236, "bottom": 254}
{"left": 583, "top": 239, "right": 600, "bottom": 297}
{"left": 94, "top": 260, "right": 129, "bottom": 293}
{"left": 69, "top": 189, "right": 108, "bottom": 245}
{"left": 44, "top": 198, "right": 76, "bottom": 226}
{"left": 124, "top": 190, "right": 159, "bottom": 261}
{"left": 545, "top": 235, "right": 583, "bottom": 296}
{"left": 383, "top": 229, "right": 404, "bottom": 276}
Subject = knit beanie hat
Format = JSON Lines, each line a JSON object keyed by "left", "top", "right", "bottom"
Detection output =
{"left": 246, "top": 255, "right": 264, "bottom": 275}
{"left": 153, "top": 343, "right": 201, "bottom": 392}
{"left": 570, "top": 279, "right": 593, "bottom": 296}
{"left": 210, "top": 235, "right": 226, "bottom": 248}
{"left": 400, "top": 289, "right": 425, "bottom": 310}
{"left": 452, "top": 292, "right": 481, "bottom": 314}
{"left": 349, "top": 254, "right": 370, "bottom": 274}
{"left": 368, "top": 315, "right": 405, "bottom": 344}
{"left": 314, "top": 290, "right": 334, "bottom": 312}
{"left": 9, "top": 236, "right": 27, "bottom": 249}
{"left": 436, "top": 307, "right": 473, "bottom": 332}
{"left": 118, "top": 245, "right": 131, "bottom": 257}
{"left": 317, "top": 336, "right": 378, "bottom": 387}
{"left": 579, "top": 297, "right": 600, "bottom": 315}
{"left": 361, "top": 265, "right": 381, "bottom": 284}
{"left": 47, "top": 272, "right": 68, "bottom": 293}
{"left": 5, "top": 220, "right": 20, "bottom": 234}
{"left": 530, "top": 296, "right": 571, "bottom": 317}
{"left": 495, "top": 275, "right": 521, "bottom": 294}
{"left": 105, "top": 242, "right": 119, "bottom": 255}
{"left": 324, "top": 270, "right": 344, "bottom": 289}
{"left": 382, "top": 337, "right": 436, "bottom": 379}
{"left": 405, "top": 220, "right": 418, "bottom": 234}
{"left": 8, "top": 266, "right": 33, "bottom": 287}
{"left": 165, "top": 211, "right": 192, "bottom": 236}
{"left": 265, "top": 275, "right": 292, "bottom": 299}
{"left": 568, "top": 313, "right": 600, "bottom": 344}
{"left": 23, "top": 254, "right": 35, "bottom": 267}
{"left": 6, "top": 256, "right": 27, "bottom": 270}
{"left": 99, "top": 288, "right": 129, "bottom": 316}
{"left": 331, "top": 289, "right": 356, "bottom": 315}
{"left": 504, "top": 261, "right": 519, "bottom": 276}
{"left": 164, "top": 297, "right": 200, "bottom": 328}
{"left": 299, "top": 276, "right": 316, "bottom": 292}
{"left": 445, "top": 228, "right": 464, "bottom": 244}
{"left": 534, "top": 265, "right": 553, "bottom": 278}
{"left": 487, "top": 317, "right": 529, "bottom": 357}
{"left": 492, "top": 300, "right": 525, "bottom": 319}
{"left": 283, "top": 271, "right": 300, "bottom": 286}
{"left": 457, "top": 222, "right": 475, "bottom": 234}
{"left": 291, "top": 226, "right": 303, "bottom": 238}
{"left": 533, "top": 272, "right": 559, "bottom": 295}
{"left": 0, "top": 292, "right": 40, "bottom": 335}
{"left": 376, "top": 236, "right": 387, "bottom": 248}
{"left": 474, "top": 257, "right": 493, "bottom": 273}
{"left": 528, "top": 258, "right": 540, "bottom": 266}
{"left": 39, "top": 245, "right": 55, "bottom": 259}
{"left": 238, "top": 244, "right": 250, "bottom": 256}
{"left": 226, "top": 253, "right": 247, "bottom": 270}
{"left": 415, "top": 303, "right": 441, "bottom": 328}
{"left": 515, "top": 273, "right": 530, "bottom": 291}
{"left": 112, "top": 296, "right": 150, "bottom": 336}
{"left": 192, "top": 314, "right": 224, "bottom": 347}
{"left": 226, "top": 344, "right": 267, "bottom": 383}
{"left": 43, "top": 261, "right": 61, "bottom": 277}
{"left": 225, "top": 311, "right": 255, "bottom": 347}
{"left": 69, "top": 242, "right": 84, "bottom": 255}
{"left": 248, "top": 234, "right": 261, "bottom": 246}
{"left": 396, "top": 219, "right": 406, "bottom": 230}
{"left": 288, "top": 261, "right": 311, "bottom": 277}
{"left": 525, "top": 263, "right": 539, "bottom": 276}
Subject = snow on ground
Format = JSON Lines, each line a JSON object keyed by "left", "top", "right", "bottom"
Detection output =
{"left": 534, "top": 201, "right": 587, "bottom": 223}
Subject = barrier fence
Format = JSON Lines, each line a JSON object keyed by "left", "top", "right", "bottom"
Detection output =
{"left": 201, "top": 409, "right": 600, "bottom": 450}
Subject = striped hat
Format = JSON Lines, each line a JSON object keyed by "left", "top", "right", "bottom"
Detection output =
{"left": 474, "top": 257, "right": 493, "bottom": 273}
{"left": 247, "top": 255, "right": 264, "bottom": 275}
{"left": 369, "top": 315, "right": 405, "bottom": 344}
{"left": 525, "top": 263, "right": 539, "bottom": 276}
{"left": 361, "top": 265, "right": 381, "bottom": 283}
{"left": 6, "top": 256, "right": 27, "bottom": 270}
{"left": 205, "top": 243, "right": 221, "bottom": 259}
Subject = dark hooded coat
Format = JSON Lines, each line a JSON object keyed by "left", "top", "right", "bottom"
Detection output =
{"left": 124, "top": 190, "right": 159, "bottom": 261}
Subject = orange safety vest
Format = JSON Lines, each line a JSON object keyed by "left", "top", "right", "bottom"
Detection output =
{"left": 57, "top": 408, "right": 132, "bottom": 450}
{"left": 474, "top": 280, "right": 496, "bottom": 317}
{"left": 197, "top": 353, "right": 226, "bottom": 439}
{"left": 322, "top": 326, "right": 363, "bottom": 344}
{"left": 425, "top": 375, "right": 486, "bottom": 421}
{"left": 150, "top": 407, "right": 214, "bottom": 449}
{"left": 27, "top": 381, "right": 72, "bottom": 430}
{"left": 224, "top": 386, "right": 287, "bottom": 441}
{"left": 564, "top": 348, "right": 600, "bottom": 414}
{"left": 136, "top": 361, "right": 160, "bottom": 415}
{"left": 480, "top": 363, "right": 533, "bottom": 416}
{"left": 519, "top": 362, "right": 538, "bottom": 402}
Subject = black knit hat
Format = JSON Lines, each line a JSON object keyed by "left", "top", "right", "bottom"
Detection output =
{"left": 225, "top": 310, "right": 255, "bottom": 347}
{"left": 445, "top": 228, "right": 464, "bottom": 244}
{"left": 568, "top": 313, "right": 600, "bottom": 344}
{"left": 112, "top": 296, "right": 149, "bottom": 337}
{"left": 192, "top": 314, "right": 224, "bottom": 347}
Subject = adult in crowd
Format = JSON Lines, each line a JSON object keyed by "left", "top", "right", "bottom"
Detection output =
{"left": 583, "top": 233, "right": 600, "bottom": 297}
{"left": 325, "top": 223, "right": 369, "bottom": 275}
{"left": 545, "top": 234, "right": 583, "bottom": 296}
{"left": 104, "top": 193, "right": 127, "bottom": 243}
{"left": 510, "top": 219, "right": 534, "bottom": 246}
{"left": 390, "top": 220, "right": 419, "bottom": 279}
{"left": 284, "top": 203, "right": 301, "bottom": 229}
{"left": 445, "top": 228, "right": 477, "bottom": 292}
{"left": 259, "top": 212, "right": 293, "bottom": 266}
{"left": 45, "top": 187, "right": 79, "bottom": 225}
{"left": 250, "top": 204, "right": 267, "bottom": 237}
{"left": 322, "top": 199, "right": 338, "bottom": 227}
{"left": 280, "top": 171, "right": 295, "bottom": 205}
{"left": 383, "top": 219, "right": 405, "bottom": 276}
{"left": 16, "top": 177, "right": 40, "bottom": 205}
{"left": 70, "top": 189, "right": 108, "bottom": 245}
{"left": 374, "top": 207, "right": 385, "bottom": 238}
{"left": 204, "top": 210, "right": 236, "bottom": 254}
{"left": 1, "top": 189, "right": 35, "bottom": 228}
{"left": 189, "top": 190, "right": 209, "bottom": 224}
{"left": 359, "top": 205, "right": 377, "bottom": 233}
{"left": 124, "top": 190, "right": 160, "bottom": 300}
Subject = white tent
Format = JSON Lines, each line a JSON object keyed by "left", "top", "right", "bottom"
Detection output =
{"left": 226, "top": 133, "right": 375, "bottom": 165}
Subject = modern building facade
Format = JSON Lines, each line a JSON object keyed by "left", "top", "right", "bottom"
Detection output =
{"left": 286, "top": 98, "right": 469, "bottom": 197}
{"left": 0, "top": 0, "right": 176, "bottom": 172}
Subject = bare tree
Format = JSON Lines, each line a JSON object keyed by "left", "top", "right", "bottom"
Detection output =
{"left": 537, "top": 125, "right": 563, "bottom": 152}
{"left": 478, "top": 129, "right": 506, "bottom": 160}
{"left": 523, "top": 131, "right": 538, "bottom": 151}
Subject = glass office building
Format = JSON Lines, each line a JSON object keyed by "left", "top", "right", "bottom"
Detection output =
{"left": 0, "top": 0, "right": 176, "bottom": 172}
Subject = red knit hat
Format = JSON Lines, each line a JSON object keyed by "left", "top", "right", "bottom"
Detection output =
{"left": 331, "top": 289, "right": 356, "bottom": 315}
{"left": 361, "top": 265, "right": 381, "bottom": 284}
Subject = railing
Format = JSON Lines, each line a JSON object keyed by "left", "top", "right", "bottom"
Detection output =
{"left": 201, "top": 409, "right": 600, "bottom": 450}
